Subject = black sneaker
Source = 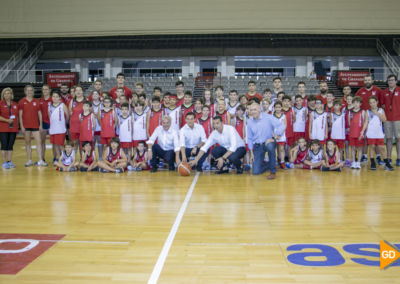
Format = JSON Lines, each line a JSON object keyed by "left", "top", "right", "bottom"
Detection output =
{"left": 215, "top": 168, "right": 229, "bottom": 174}
{"left": 320, "top": 166, "right": 330, "bottom": 172}
{"left": 376, "top": 156, "right": 385, "bottom": 165}
{"left": 385, "top": 164, "right": 394, "bottom": 171}
{"left": 370, "top": 161, "right": 376, "bottom": 170}
{"left": 334, "top": 167, "right": 342, "bottom": 172}
{"left": 396, "top": 159, "right": 400, "bottom": 167}
{"left": 360, "top": 156, "right": 368, "bottom": 163}
{"left": 236, "top": 168, "right": 243, "bottom": 175}
{"left": 150, "top": 167, "right": 158, "bottom": 173}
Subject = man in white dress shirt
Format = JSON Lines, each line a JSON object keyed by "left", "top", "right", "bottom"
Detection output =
{"left": 179, "top": 112, "right": 208, "bottom": 171}
{"left": 147, "top": 116, "right": 180, "bottom": 172}
{"left": 189, "top": 116, "right": 246, "bottom": 174}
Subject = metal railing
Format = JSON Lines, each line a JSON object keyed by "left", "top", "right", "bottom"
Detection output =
{"left": 15, "top": 42, "right": 44, "bottom": 82}
{"left": 393, "top": 38, "right": 400, "bottom": 56}
{"left": 376, "top": 39, "right": 400, "bottom": 78}
{"left": 0, "top": 43, "right": 28, "bottom": 82}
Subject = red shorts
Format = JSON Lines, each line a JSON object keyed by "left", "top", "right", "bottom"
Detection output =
{"left": 132, "top": 140, "right": 144, "bottom": 148}
{"left": 100, "top": 137, "right": 112, "bottom": 145}
{"left": 349, "top": 137, "right": 364, "bottom": 147}
{"left": 120, "top": 142, "right": 133, "bottom": 148}
{"left": 294, "top": 132, "right": 305, "bottom": 142}
{"left": 50, "top": 134, "right": 66, "bottom": 146}
{"left": 286, "top": 136, "right": 295, "bottom": 147}
{"left": 345, "top": 134, "right": 350, "bottom": 141}
{"left": 94, "top": 131, "right": 101, "bottom": 136}
{"left": 70, "top": 132, "right": 80, "bottom": 140}
{"left": 80, "top": 141, "right": 93, "bottom": 149}
{"left": 318, "top": 140, "right": 326, "bottom": 145}
{"left": 367, "top": 138, "right": 385, "bottom": 146}
{"left": 332, "top": 139, "right": 345, "bottom": 149}
{"left": 277, "top": 142, "right": 286, "bottom": 146}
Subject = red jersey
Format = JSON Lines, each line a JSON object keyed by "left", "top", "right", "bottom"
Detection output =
{"left": 136, "top": 150, "right": 146, "bottom": 163}
{"left": 283, "top": 108, "right": 294, "bottom": 138}
{"left": 180, "top": 104, "right": 195, "bottom": 127}
{"left": 215, "top": 110, "right": 229, "bottom": 124}
{"left": 100, "top": 109, "right": 116, "bottom": 138}
{"left": 380, "top": 87, "right": 400, "bottom": 121}
{"left": 148, "top": 108, "right": 163, "bottom": 136}
{"left": 316, "top": 94, "right": 328, "bottom": 105}
{"left": 0, "top": 100, "right": 19, "bottom": 132}
{"left": 325, "top": 104, "right": 334, "bottom": 113}
{"left": 39, "top": 96, "right": 52, "bottom": 124}
{"left": 294, "top": 146, "right": 309, "bottom": 164}
{"left": 60, "top": 93, "right": 72, "bottom": 106}
{"left": 106, "top": 148, "right": 122, "bottom": 163}
{"left": 194, "top": 111, "right": 203, "bottom": 120}
{"left": 79, "top": 113, "right": 94, "bottom": 142}
{"left": 305, "top": 107, "right": 315, "bottom": 141}
{"left": 245, "top": 93, "right": 263, "bottom": 102}
{"left": 84, "top": 151, "right": 95, "bottom": 166}
{"left": 234, "top": 117, "right": 245, "bottom": 139}
{"left": 300, "top": 96, "right": 308, "bottom": 107}
{"left": 176, "top": 96, "right": 184, "bottom": 107}
{"left": 197, "top": 117, "right": 212, "bottom": 138}
{"left": 204, "top": 103, "right": 215, "bottom": 117}
{"left": 69, "top": 99, "right": 84, "bottom": 134}
{"left": 327, "top": 149, "right": 338, "bottom": 165}
{"left": 18, "top": 97, "right": 40, "bottom": 129}
{"left": 88, "top": 92, "right": 103, "bottom": 102}
{"left": 349, "top": 109, "right": 365, "bottom": 138}
{"left": 109, "top": 86, "right": 132, "bottom": 100}
{"left": 355, "top": 85, "right": 381, "bottom": 110}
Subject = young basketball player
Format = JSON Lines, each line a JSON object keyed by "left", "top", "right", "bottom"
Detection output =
{"left": 262, "top": 99, "right": 272, "bottom": 114}
{"left": 49, "top": 91, "right": 69, "bottom": 163}
{"left": 146, "top": 97, "right": 163, "bottom": 137}
{"left": 202, "top": 89, "right": 214, "bottom": 116}
{"left": 273, "top": 101, "right": 287, "bottom": 169}
{"left": 164, "top": 94, "right": 181, "bottom": 131}
{"left": 289, "top": 137, "right": 309, "bottom": 169}
{"left": 79, "top": 141, "right": 98, "bottom": 172}
{"left": 98, "top": 97, "right": 117, "bottom": 147}
{"left": 282, "top": 95, "right": 295, "bottom": 150}
{"left": 180, "top": 91, "right": 194, "bottom": 127}
{"left": 118, "top": 103, "right": 133, "bottom": 160}
{"left": 215, "top": 86, "right": 228, "bottom": 105}
{"left": 309, "top": 98, "right": 328, "bottom": 144}
{"left": 193, "top": 98, "right": 204, "bottom": 120}
{"left": 305, "top": 95, "right": 317, "bottom": 141}
{"left": 227, "top": 90, "right": 240, "bottom": 117}
{"left": 348, "top": 96, "right": 368, "bottom": 169}
{"left": 98, "top": 137, "right": 127, "bottom": 173}
{"left": 293, "top": 95, "right": 307, "bottom": 142}
{"left": 54, "top": 141, "right": 76, "bottom": 172}
{"left": 39, "top": 84, "right": 52, "bottom": 162}
{"left": 128, "top": 141, "right": 149, "bottom": 171}
{"left": 325, "top": 91, "right": 335, "bottom": 113}
{"left": 343, "top": 94, "right": 354, "bottom": 166}
{"left": 321, "top": 139, "right": 344, "bottom": 171}
{"left": 239, "top": 95, "right": 248, "bottom": 106}
{"left": 91, "top": 90, "right": 103, "bottom": 159}
{"left": 162, "top": 92, "right": 170, "bottom": 109}
{"left": 296, "top": 82, "right": 308, "bottom": 107}
{"left": 330, "top": 99, "right": 346, "bottom": 161}
{"left": 69, "top": 86, "right": 85, "bottom": 153}
{"left": 215, "top": 99, "right": 230, "bottom": 125}
{"left": 79, "top": 101, "right": 96, "bottom": 151}
{"left": 133, "top": 101, "right": 148, "bottom": 149}
{"left": 366, "top": 96, "right": 394, "bottom": 171}
{"left": 197, "top": 105, "right": 212, "bottom": 170}
{"left": 303, "top": 139, "right": 324, "bottom": 170}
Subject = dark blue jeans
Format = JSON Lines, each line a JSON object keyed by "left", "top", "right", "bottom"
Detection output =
{"left": 180, "top": 147, "right": 209, "bottom": 170}
{"left": 151, "top": 144, "right": 175, "bottom": 170}
{"left": 211, "top": 146, "right": 246, "bottom": 169}
{"left": 252, "top": 141, "right": 276, "bottom": 174}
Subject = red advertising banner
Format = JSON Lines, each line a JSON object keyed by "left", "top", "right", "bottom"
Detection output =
{"left": 45, "top": 72, "right": 79, "bottom": 88}
{"left": 337, "top": 70, "right": 370, "bottom": 87}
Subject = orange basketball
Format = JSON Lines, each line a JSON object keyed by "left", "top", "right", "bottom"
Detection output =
{"left": 178, "top": 162, "right": 191, "bottom": 176}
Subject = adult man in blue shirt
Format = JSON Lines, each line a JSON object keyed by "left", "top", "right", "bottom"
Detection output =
{"left": 247, "top": 102, "right": 286, "bottom": 179}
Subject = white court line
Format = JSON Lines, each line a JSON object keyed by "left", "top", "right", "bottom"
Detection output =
{"left": 40, "top": 240, "right": 131, "bottom": 245}
{"left": 148, "top": 172, "right": 200, "bottom": 284}
{"left": 186, "top": 242, "right": 399, "bottom": 246}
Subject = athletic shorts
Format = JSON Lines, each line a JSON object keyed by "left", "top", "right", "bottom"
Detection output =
{"left": 70, "top": 132, "right": 80, "bottom": 140}
{"left": 367, "top": 138, "right": 385, "bottom": 146}
{"left": 100, "top": 137, "right": 112, "bottom": 145}
{"left": 25, "top": 128, "right": 39, "bottom": 132}
{"left": 349, "top": 137, "right": 364, "bottom": 147}
{"left": 50, "top": 134, "right": 66, "bottom": 146}
{"left": 120, "top": 142, "right": 133, "bottom": 148}
{"left": 332, "top": 139, "right": 345, "bottom": 149}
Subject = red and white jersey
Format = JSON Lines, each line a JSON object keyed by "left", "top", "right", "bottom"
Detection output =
{"left": 148, "top": 108, "right": 164, "bottom": 136}
{"left": 293, "top": 106, "right": 307, "bottom": 133}
{"left": 106, "top": 148, "right": 122, "bottom": 163}
{"left": 164, "top": 106, "right": 181, "bottom": 131}
{"left": 215, "top": 110, "right": 229, "bottom": 124}
{"left": 92, "top": 102, "right": 103, "bottom": 132}
{"left": 49, "top": 103, "right": 67, "bottom": 135}
{"left": 69, "top": 99, "right": 84, "bottom": 133}
{"left": 274, "top": 113, "right": 286, "bottom": 143}
{"left": 118, "top": 115, "right": 133, "bottom": 143}
{"left": 283, "top": 108, "right": 294, "bottom": 138}
{"left": 100, "top": 109, "right": 116, "bottom": 138}
{"left": 330, "top": 112, "right": 346, "bottom": 140}
{"left": 308, "top": 149, "right": 323, "bottom": 163}
{"left": 294, "top": 146, "right": 309, "bottom": 164}
{"left": 227, "top": 101, "right": 240, "bottom": 116}
{"left": 366, "top": 108, "right": 384, "bottom": 139}
{"left": 133, "top": 112, "right": 147, "bottom": 141}
{"left": 84, "top": 150, "right": 95, "bottom": 166}
{"left": 135, "top": 150, "right": 147, "bottom": 163}
{"left": 233, "top": 116, "right": 245, "bottom": 139}
{"left": 61, "top": 150, "right": 75, "bottom": 166}
{"left": 194, "top": 111, "right": 203, "bottom": 121}
{"left": 349, "top": 109, "right": 365, "bottom": 138}
{"left": 79, "top": 113, "right": 95, "bottom": 141}
{"left": 311, "top": 111, "right": 327, "bottom": 141}
{"left": 180, "top": 104, "right": 195, "bottom": 127}
{"left": 326, "top": 149, "right": 338, "bottom": 165}
{"left": 197, "top": 117, "right": 212, "bottom": 138}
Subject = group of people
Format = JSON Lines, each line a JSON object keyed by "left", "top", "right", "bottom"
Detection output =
{"left": 0, "top": 72, "right": 399, "bottom": 179}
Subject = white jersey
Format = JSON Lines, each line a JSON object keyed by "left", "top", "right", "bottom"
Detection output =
{"left": 330, "top": 112, "right": 346, "bottom": 140}
{"left": 366, "top": 108, "right": 385, "bottom": 139}
{"left": 61, "top": 150, "right": 75, "bottom": 166}
{"left": 92, "top": 102, "right": 103, "bottom": 132}
{"left": 226, "top": 101, "right": 240, "bottom": 117}
{"left": 143, "top": 105, "right": 150, "bottom": 114}
{"left": 133, "top": 112, "right": 147, "bottom": 141}
{"left": 164, "top": 106, "right": 181, "bottom": 131}
{"left": 118, "top": 115, "right": 133, "bottom": 143}
{"left": 274, "top": 113, "right": 286, "bottom": 143}
{"left": 293, "top": 106, "right": 307, "bottom": 133}
{"left": 311, "top": 111, "right": 328, "bottom": 141}
{"left": 49, "top": 103, "right": 66, "bottom": 135}
{"left": 308, "top": 149, "right": 323, "bottom": 163}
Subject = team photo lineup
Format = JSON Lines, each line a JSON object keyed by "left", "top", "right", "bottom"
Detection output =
{"left": 1, "top": 72, "right": 399, "bottom": 178}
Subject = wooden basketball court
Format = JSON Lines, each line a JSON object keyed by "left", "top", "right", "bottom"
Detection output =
{"left": 1, "top": 140, "right": 400, "bottom": 283}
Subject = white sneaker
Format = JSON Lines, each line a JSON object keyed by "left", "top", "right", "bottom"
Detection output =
{"left": 127, "top": 165, "right": 135, "bottom": 171}
{"left": 25, "top": 160, "right": 33, "bottom": 167}
{"left": 350, "top": 161, "right": 356, "bottom": 169}
{"left": 357, "top": 162, "right": 362, "bottom": 169}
